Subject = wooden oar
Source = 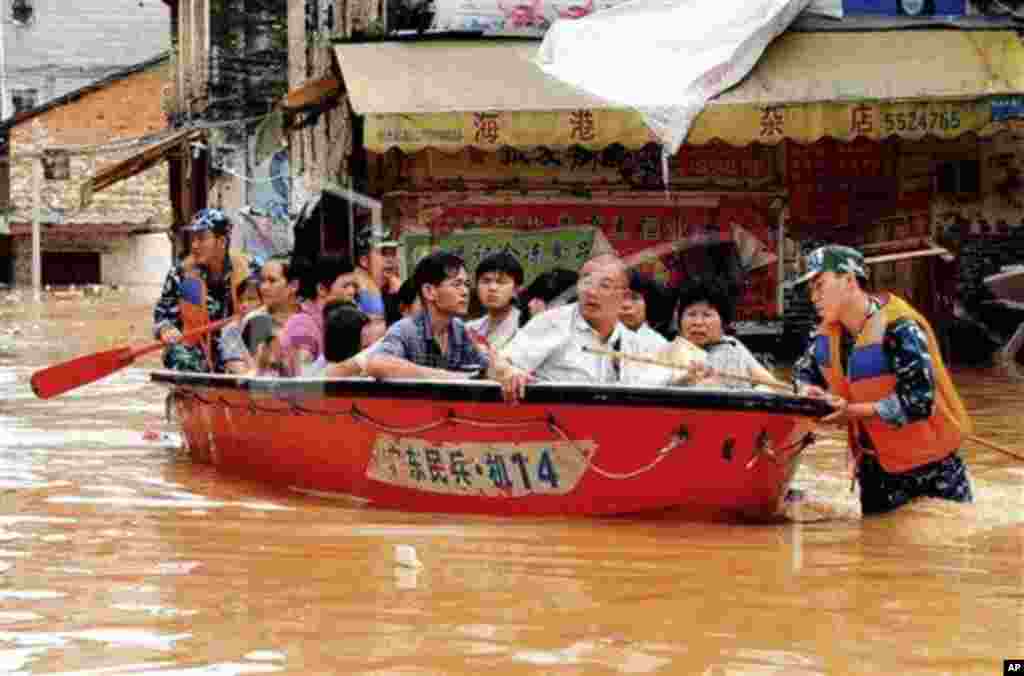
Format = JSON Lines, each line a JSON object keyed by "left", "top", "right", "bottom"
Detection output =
{"left": 582, "top": 346, "right": 790, "bottom": 391}
{"left": 968, "top": 435, "right": 1024, "bottom": 462}
{"left": 30, "top": 315, "right": 239, "bottom": 400}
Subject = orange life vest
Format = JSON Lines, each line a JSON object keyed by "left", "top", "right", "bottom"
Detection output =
{"left": 180, "top": 251, "right": 252, "bottom": 369}
{"left": 812, "top": 293, "right": 972, "bottom": 474}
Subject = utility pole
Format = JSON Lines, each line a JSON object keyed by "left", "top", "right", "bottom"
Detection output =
{"left": 32, "top": 126, "right": 41, "bottom": 301}
{"left": 0, "top": 1, "right": 8, "bottom": 120}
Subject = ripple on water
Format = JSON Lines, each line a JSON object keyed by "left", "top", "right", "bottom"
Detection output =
{"left": 0, "top": 516, "right": 77, "bottom": 526}
{"left": 513, "top": 640, "right": 672, "bottom": 672}
{"left": 0, "top": 612, "right": 41, "bottom": 625}
{"left": 110, "top": 603, "right": 199, "bottom": 619}
{"left": 243, "top": 651, "right": 286, "bottom": 662}
{"left": 44, "top": 495, "right": 291, "bottom": 511}
{"left": 151, "top": 561, "right": 202, "bottom": 576}
{"left": 0, "top": 590, "right": 66, "bottom": 600}
{"left": 0, "top": 629, "right": 191, "bottom": 651}
{"left": 0, "top": 647, "right": 46, "bottom": 673}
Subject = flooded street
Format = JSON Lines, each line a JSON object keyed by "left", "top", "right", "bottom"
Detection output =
{"left": 1, "top": 290, "right": 1021, "bottom": 675}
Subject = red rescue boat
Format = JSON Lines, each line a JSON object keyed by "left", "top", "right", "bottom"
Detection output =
{"left": 154, "top": 372, "right": 830, "bottom": 521}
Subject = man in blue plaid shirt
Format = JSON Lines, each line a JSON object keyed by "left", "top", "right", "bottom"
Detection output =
{"left": 365, "top": 250, "right": 490, "bottom": 379}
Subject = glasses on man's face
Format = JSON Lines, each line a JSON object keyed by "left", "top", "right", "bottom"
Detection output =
{"left": 577, "top": 275, "right": 623, "bottom": 294}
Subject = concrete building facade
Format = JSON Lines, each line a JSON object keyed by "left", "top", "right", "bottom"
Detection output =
{"left": 2, "top": 0, "right": 171, "bottom": 116}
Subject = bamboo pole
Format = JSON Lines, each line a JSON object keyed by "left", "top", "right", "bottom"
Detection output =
{"left": 582, "top": 346, "right": 790, "bottom": 391}
{"left": 586, "top": 347, "right": 1024, "bottom": 462}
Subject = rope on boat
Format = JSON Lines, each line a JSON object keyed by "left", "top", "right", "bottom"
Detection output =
{"left": 746, "top": 431, "right": 817, "bottom": 470}
{"left": 545, "top": 414, "right": 679, "bottom": 480}
{"left": 347, "top": 405, "right": 451, "bottom": 435}
{"left": 171, "top": 391, "right": 818, "bottom": 482}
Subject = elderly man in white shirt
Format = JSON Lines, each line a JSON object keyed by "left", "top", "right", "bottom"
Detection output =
{"left": 491, "top": 254, "right": 673, "bottom": 401}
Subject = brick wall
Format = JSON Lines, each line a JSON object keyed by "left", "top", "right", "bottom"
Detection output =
{"left": 6, "top": 62, "right": 175, "bottom": 287}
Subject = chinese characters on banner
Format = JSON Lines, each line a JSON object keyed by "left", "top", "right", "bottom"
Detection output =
{"left": 365, "top": 434, "right": 593, "bottom": 498}
{"left": 398, "top": 142, "right": 778, "bottom": 190}
{"left": 676, "top": 143, "right": 775, "bottom": 186}
{"left": 786, "top": 138, "right": 895, "bottom": 229}
{"left": 414, "top": 198, "right": 781, "bottom": 321}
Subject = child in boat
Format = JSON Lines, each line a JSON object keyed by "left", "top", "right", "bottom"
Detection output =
{"left": 466, "top": 251, "right": 524, "bottom": 350}
{"left": 243, "top": 314, "right": 291, "bottom": 377}
{"left": 314, "top": 301, "right": 374, "bottom": 375}
{"left": 791, "top": 244, "right": 973, "bottom": 515}
{"left": 218, "top": 274, "right": 264, "bottom": 374}
{"left": 667, "top": 277, "right": 779, "bottom": 389}
{"left": 396, "top": 279, "right": 422, "bottom": 319}
{"left": 620, "top": 270, "right": 671, "bottom": 352}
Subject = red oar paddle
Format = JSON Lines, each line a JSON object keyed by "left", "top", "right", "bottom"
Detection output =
{"left": 30, "top": 315, "right": 237, "bottom": 400}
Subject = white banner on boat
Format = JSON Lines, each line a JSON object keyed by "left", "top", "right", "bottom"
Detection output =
{"left": 536, "top": 0, "right": 813, "bottom": 155}
{"left": 366, "top": 434, "right": 595, "bottom": 497}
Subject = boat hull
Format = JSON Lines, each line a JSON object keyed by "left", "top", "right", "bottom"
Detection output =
{"left": 154, "top": 372, "right": 830, "bottom": 520}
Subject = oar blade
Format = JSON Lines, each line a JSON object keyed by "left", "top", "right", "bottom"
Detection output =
{"left": 30, "top": 347, "right": 134, "bottom": 400}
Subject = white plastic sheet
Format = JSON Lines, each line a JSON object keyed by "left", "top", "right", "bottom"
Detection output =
{"left": 427, "top": 0, "right": 838, "bottom": 37}
{"left": 536, "top": 0, "right": 813, "bottom": 154}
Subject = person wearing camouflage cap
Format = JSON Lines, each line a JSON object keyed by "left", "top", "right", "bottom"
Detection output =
{"left": 153, "top": 208, "right": 262, "bottom": 373}
{"left": 791, "top": 244, "right": 974, "bottom": 515}
{"left": 791, "top": 244, "right": 868, "bottom": 286}
{"left": 353, "top": 223, "right": 402, "bottom": 323}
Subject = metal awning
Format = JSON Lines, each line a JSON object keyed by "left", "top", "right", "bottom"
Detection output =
{"left": 334, "top": 30, "right": 1024, "bottom": 152}
{"left": 80, "top": 129, "right": 201, "bottom": 208}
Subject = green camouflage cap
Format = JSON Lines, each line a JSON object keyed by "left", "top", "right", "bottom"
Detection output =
{"left": 793, "top": 245, "right": 867, "bottom": 286}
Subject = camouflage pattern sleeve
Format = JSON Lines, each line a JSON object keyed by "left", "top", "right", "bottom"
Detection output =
{"left": 247, "top": 257, "right": 262, "bottom": 283}
{"left": 153, "top": 263, "right": 183, "bottom": 339}
{"left": 792, "top": 335, "right": 828, "bottom": 391}
{"left": 877, "top": 318, "right": 936, "bottom": 427}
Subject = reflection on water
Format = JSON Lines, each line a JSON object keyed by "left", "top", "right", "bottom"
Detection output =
{"left": 0, "top": 290, "right": 1021, "bottom": 674}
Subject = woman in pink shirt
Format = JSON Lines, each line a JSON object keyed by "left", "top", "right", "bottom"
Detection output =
{"left": 279, "top": 255, "right": 360, "bottom": 375}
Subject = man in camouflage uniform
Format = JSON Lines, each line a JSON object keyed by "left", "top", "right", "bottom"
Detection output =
{"left": 792, "top": 245, "right": 974, "bottom": 515}
{"left": 154, "top": 208, "right": 261, "bottom": 373}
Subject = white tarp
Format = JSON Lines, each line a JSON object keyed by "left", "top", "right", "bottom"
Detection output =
{"left": 536, "top": 0, "right": 814, "bottom": 154}
{"left": 427, "top": 0, "right": 838, "bottom": 38}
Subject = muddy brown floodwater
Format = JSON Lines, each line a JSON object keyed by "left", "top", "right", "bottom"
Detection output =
{"left": 0, "top": 289, "right": 1021, "bottom": 675}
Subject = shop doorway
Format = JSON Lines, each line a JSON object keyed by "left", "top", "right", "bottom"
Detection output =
{"left": 42, "top": 252, "right": 101, "bottom": 286}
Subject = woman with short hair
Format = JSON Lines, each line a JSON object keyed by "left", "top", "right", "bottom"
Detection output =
{"left": 671, "top": 278, "right": 779, "bottom": 389}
